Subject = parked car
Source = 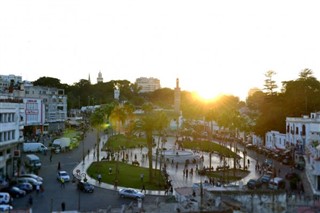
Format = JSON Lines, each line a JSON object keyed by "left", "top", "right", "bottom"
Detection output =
{"left": 14, "top": 177, "right": 42, "bottom": 189}
{"left": 57, "top": 171, "right": 70, "bottom": 182}
{"left": 246, "top": 179, "right": 262, "bottom": 189}
{"left": 19, "top": 174, "right": 43, "bottom": 182}
{"left": 0, "top": 204, "right": 13, "bottom": 211}
{"left": 268, "top": 177, "right": 286, "bottom": 190}
{"left": 77, "top": 181, "right": 94, "bottom": 193}
{"left": 119, "top": 188, "right": 145, "bottom": 200}
{"left": 1, "top": 186, "right": 26, "bottom": 198}
{"left": 14, "top": 183, "right": 33, "bottom": 193}
{"left": 259, "top": 174, "right": 272, "bottom": 184}
{"left": 0, "top": 193, "right": 11, "bottom": 204}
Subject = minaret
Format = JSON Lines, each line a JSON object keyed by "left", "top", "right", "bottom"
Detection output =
{"left": 174, "top": 78, "right": 181, "bottom": 113}
{"left": 97, "top": 71, "right": 103, "bottom": 83}
{"left": 88, "top": 74, "right": 91, "bottom": 84}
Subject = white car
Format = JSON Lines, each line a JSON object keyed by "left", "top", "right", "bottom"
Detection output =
{"left": 0, "top": 204, "right": 13, "bottom": 211}
{"left": 15, "top": 177, "right": 42, "bottom": 188}
{"left": 19, "top": 174, "right": 43, "bottom": 182}
{"left": 57, "top": 171, "right": 70, "bottom": 182}
{"left": 119, "top": 188, "right": 145, "bottom": 200}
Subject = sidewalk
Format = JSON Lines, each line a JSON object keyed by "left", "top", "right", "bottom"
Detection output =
{"left": 73, "top": 135, "right": 259, "bottom": 196}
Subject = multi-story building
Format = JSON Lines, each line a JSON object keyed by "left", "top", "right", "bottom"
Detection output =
{"left": 0, "top": 96, "right": 24, "bottom": 178}
{"left": 265, "top": 112, "right": 320, "bottom": 195}
{"left": 135, "top": 77, "right": 161, "bottom": 93}
{"left": 265, "top": 130, "right": 286, "bottom": 150}
{"left": 20, "top": 84, "right": 67, "bottom": 133}
{"left": 0, "top": 74, "right": 22, "bottom": 93}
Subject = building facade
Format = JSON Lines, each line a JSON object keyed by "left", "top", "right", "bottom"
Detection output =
{"left": 135, "top": 77, "right": 161, "bottom": 93}
{"left": 0, "top": 97, "right": 24, "bottom": 178}
{"left": 21, "top": 84, "right": 67, "bottom": 133}
{"left": 265, "top": 130, "right": 286, "bottom": 150}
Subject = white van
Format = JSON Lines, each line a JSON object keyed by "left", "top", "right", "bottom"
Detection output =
{"left": 25, "top": 154, "right": 42, "bottom": 170}
{"left": 268, "top": 177, "right": 285, "bottom": 190}
{"left": 23, "top": 143, "right": 48, "bottom": 153}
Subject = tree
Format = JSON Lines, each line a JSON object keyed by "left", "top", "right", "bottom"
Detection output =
{"left": 135, "top": 112, "right": 157, "bottom": 182}
{"left": 90, "top": 107, "right": 108, "bottom": 162}
{"left": 264, "top": 70, "right": 278, "bottom": 95}
{"left": 33, "top": 77, "right": 62, "bottom": 88}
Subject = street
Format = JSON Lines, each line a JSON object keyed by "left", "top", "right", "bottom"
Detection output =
{"left": 12, "top": 130, "right": 163, "bottom": 212}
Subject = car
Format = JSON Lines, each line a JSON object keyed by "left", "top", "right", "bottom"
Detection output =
{"left": 14, "top": 177, "right": 42, "bottom": 189}
{"left": 119, "top": 188, "right": 145, "bottom": 200}
{"left": 259, "top": 174, "right": 272, "bottom": 183}
{"left": 0, "top": 204, "right": 13, "bottom": 211}
{"left": 19, "top": 174, "right": 43, "bottom": 182}
{"left": 14, "top": 183, "right": 33, "bottom": 193}
{"left": 57, "top": 171, "right": 70, "bottom": 182}
{"left": 0, "top": 193, "right": 11, "bottom": 204}
{"left": 246, "top": 179, "right": 262, "bottom": 189}
{"left": 77, "top": 181, "right": 94, "bottom": 193}
{"left": 1, "top": 186, "right": 26, "bottom": 198}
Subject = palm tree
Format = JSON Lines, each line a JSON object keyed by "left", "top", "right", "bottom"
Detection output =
{"left": 153, "top": 111, "right": 169, "bottom": 176}
{"left": 135, "top": 112, "right": 158, "bottom": 182}
{"left": 90, "top": 107, "right": 108, "bottom": 162}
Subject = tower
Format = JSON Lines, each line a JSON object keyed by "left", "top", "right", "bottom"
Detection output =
{"left": 174, "top": 78, "right": 181, "bottom": 113}
{"left": 97, "top": 71, "right": 103, "bottom": 83}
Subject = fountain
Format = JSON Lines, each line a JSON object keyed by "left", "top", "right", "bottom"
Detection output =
{"left": 153, "top": 144, "right": 200, "bottom": 163}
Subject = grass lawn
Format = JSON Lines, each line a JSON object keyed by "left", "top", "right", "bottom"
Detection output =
{"left": 181, "top": 140, "right": 238, "bottom": 158}
{"left": 102, "top": 134, "right": 148, "bottom": 151}
{"left": 87, "top": 161, "right": 166, "bottom": 190}
{"left": 206, "top": 169, "right": 250, "bottom": 182}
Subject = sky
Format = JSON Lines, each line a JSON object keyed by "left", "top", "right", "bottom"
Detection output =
{"left": 1, "top": 0, "right": 320, "bottom": 101}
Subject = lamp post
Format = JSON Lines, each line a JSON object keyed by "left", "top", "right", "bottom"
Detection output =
{"left": 78, "top": 172, "right": 86, "bottom": 211}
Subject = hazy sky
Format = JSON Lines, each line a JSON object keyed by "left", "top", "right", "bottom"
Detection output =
{"left": 1, "top": 0, "right": 320, "bottom": 100}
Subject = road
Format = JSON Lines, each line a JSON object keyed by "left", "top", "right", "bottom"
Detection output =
{"left": 12, "top": 130, "right": 164, "bottom": 212}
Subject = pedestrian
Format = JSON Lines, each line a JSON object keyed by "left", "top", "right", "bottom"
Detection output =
{"left": 109, "top": 167, "right": 112, "bottom": 174}
{"left": 97, "top": 173, "right": 102, "bottom": 184}
{"left": 61, "top": 201, "right": 66, "bottom": 211}
{"left": 28, "top": 195, "right": 33, "bottom": 206}
{"left": 57, "top": 161, "right": 61, "bottom": 170}
{"left": 60, "top": 178, "right": 65, "bottom": 188}
{"left": 141, "top": 184, "right": 146, "bottom": 193}
{"left": 50, "top": 154, "right": 52, "bottom": 162}
{"left": 40, "top": 185, "right": 44, "bottom": 196}
{"left": 36, "top": 184, "right": 40, "bottom": 194}
{"left": 140, "top": 173, "right": 144, "bottom": 182}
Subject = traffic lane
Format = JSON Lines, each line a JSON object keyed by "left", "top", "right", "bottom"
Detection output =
{"left": 12, "top": 182, "right": 166, "bottom": 212}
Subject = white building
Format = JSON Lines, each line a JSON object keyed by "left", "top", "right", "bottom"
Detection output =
{"left": 285, "top": 112, "right": 320, "bottom": 195}
{"left": 135, "top": 77, "right": 161, "bottom": 93}
{"left": 21, "top": 84, "right": 67, "bottom": 133}
{"left": 265, "top": 130, "right": 286, "bottom": 150}
{"left": 0, "top": 97, "right": 24, "bottom": 178}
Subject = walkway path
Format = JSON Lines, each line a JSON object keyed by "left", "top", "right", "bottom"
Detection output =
{"left": 73, "top": 135, "right": 261, "bottom": 195}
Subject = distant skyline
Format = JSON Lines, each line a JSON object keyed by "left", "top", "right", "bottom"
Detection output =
{"left": 1, "top": 1, "right": 320, "bottom": 101}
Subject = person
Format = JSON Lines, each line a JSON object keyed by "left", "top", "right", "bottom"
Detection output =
{"left": 50, "top": 154, "right": 53, "bottom": 162}
{"left": 109, "top": 167, "right": 112, "bottom": 174}
{"left": 28, "top": 195, "right": 33, "bottom": 206}
{"left": 36, "top": 184, "right": 40, "bottom": 194}
{"left": 61, "top": 202, "right": 66, "bottom": 211}
{"left": 60, "top": 177, "right": 65, "bottom": 188}
{"left": 58, "top": 161, "right": 61, "bottom": 170}
{"left": 140, "top": 173, "right": 144, "bottom": 182}
{"left": 141, "top": 184, "right": 146, "bottom": 193}
{"left": 97, "top": 174, "right": 102, "bottom": 184}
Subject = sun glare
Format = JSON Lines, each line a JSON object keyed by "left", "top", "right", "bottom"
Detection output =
{"left": 193, "top": 89, "right": 223, "bottom": 102}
